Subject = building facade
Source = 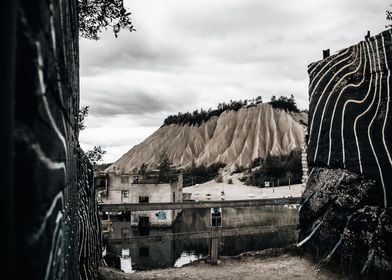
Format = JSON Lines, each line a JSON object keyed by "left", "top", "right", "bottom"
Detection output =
{"left": 98, "top": 172, "right": 183, "bottom": 227}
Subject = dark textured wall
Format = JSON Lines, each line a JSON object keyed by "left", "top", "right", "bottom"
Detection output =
{"left": 299, "top": 29, "right": 392, "bottom": 278}
{"left": 11, "top": 0, "right": 101, "bottom": 279}
{"left": 307, "top": 29, "right": 392, "bottom": 206}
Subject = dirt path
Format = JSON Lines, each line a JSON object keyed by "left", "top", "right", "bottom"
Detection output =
{"left": 99, "top": 253, "right": 348, "bottom": 280}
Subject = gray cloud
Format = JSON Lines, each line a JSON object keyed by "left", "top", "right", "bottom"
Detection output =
{"left": 87, "top": 90, "right": 169, "bottom": 116}
{"left": 79, "top": 0, "right": 389, "bottom": 162}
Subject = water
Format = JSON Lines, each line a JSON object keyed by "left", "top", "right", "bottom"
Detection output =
{"left": 104, "top": 205, "right": 299, "bottom": 271}
{"left": 120, "top": 249, "right": 135, "bottom": 273}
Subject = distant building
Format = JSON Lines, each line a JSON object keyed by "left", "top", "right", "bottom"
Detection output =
{"left": 97, "top": 171, "right": 183, "bottom": 228}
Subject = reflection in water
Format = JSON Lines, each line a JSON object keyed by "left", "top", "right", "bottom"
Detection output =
{"left": 174, "top": 251, "right": 202, "bottom": 267}
{"left": 104, "top": 205, "right": 298, "bottom": 272}
{"left": 120, "top": 249, "right": 135, "bottom": 273}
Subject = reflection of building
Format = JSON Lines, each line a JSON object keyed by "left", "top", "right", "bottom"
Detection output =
{"left": 97, "top": 172, "right": 183, "bottom": 227}
{"left": 105, "top": 224, "right": 182, "bottom": 270}
{"left": 106, "top": 238, "right": 180, "bottom": 270}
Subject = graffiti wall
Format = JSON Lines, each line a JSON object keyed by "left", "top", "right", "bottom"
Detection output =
{"left": 300, "top": 29, "right": 392, "bottom": 277}
{"left": 12, "top": 0, "right": 101, "bottom": 279}
{"left": 308, "top": 29, "right": 392, "bottom": 206}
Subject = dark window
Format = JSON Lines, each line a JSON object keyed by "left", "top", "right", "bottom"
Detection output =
{"left": 139, "top": 247, "right": 149, "bottom": 257}
{"left": 139, "top": 196, "right": 149, "bottom": 203}
{"left": 121, "top": 190, "right": 129, "bottom": 198}
{"left": 172, "top": 192, "right": 175, "bottom": 202}
{"left": 211, "top": 207, "right": 222, "bottom": 227}
{"left": 138, "top": 216, "right": 150, "bottom": 235}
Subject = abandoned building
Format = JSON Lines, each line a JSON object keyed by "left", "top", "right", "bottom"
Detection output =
{"left": 96, "top": 171, "right": 183, "bottom": 228}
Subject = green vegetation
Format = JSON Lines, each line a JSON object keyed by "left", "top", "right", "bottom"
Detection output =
{"left": 132, "top": 157, "right": 225, "bottom": 185}
{"left": 163, "top": 95, "right": 300, "bottom": 127}
{"left": 136, "top": 152, "right": 178, "bottom": 183}
{"left": 182, "top": 161, "right": 226, "bottom": 187}
{"left": 77, "top": 106, "right": 107, "bottom": 165}
{"left": 86, "top": 145, "right": 106, "bottom": 165}
{"left": 269, "top": 95, "right": 299, "bottom": 113}
{"left": 78, "top": 105, "right": 89, "bottom": 131}
{"left": 157, "top": 152, "right": 174, "bottom": 182}
{"left": 215, "top": 174, "right": 223, "bottom": 183}
{"left": 163, "top": 99, "right": 258, "bottom": 127}
{"left": 232, "top": 163, "right": 247, "bottom": 174}
{"left": 78, "top": 0, "right": 135, "bottom": 40}
{"left": 240, "top": 149, "right": 302, "bottom": 187}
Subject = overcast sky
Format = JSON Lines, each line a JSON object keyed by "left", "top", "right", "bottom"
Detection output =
{"left": 79, "top": 0, "right": 389, "bottom": 163}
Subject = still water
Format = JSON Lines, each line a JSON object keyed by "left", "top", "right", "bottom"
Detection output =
{"left": 103, "top": 205, "right": 299, "bottom": 272}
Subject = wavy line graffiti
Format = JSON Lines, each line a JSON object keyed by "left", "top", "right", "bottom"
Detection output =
{"left": 307, "top": 30, "right": 392, "bottom": 206}
{"left": 13, "top": 1, "right": 101, "bottom": 279}
{"left": 299, "top": 29, "right": 392, "bottom": 277}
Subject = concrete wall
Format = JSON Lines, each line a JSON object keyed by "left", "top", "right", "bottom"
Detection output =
{"left": 300, "top": 29, "right": 392, "bottom": 278}
{"left": 10, "top": 0, "right": 101, "bottom": 279}
{"left": 102, "top": 173, "right": 183, "bottom": 226}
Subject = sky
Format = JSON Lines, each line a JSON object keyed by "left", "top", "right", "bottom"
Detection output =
{"left": 79, "top": 0, "right": 389, "bottom": 163}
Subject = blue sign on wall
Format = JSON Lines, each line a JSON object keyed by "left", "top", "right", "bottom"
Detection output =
{"left": 155, "top": 211, "right": 167, "bottom": 220}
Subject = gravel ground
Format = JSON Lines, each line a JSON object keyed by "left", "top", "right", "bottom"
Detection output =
{"left": 98, "top": 250, "right": 348, "bottom": 280}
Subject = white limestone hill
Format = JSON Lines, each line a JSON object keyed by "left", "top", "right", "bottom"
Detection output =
{"left": 106, "top": 103, "right": 307, "bottom": 174}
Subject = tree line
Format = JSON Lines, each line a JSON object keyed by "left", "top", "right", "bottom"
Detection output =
{"left": 182, "top": 161, "right": 226, "bottom": 187}
{"left": 269, "top": 94, "right": 299, "bottom": 113}
{"left": 239, "top": 148, "right": 303, "bottom": 187}
{"left": 163, "top": 95, "right": 300, "bottom": 127}
{"left": 132, "top": 154, "right": 226, "bottom": 185}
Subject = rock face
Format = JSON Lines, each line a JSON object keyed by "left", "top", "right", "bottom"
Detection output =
{"left": 107, "top": 103, "right": 307, "bottom": 174}
{"left": 9, "top": 1, "right": 101, "bottom": 279}
{"left": 299, "top": 29, "right": 392, "bottom": 278}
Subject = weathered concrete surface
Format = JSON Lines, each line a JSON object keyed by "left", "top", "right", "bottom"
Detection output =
{"left": 300, "top": 29, "right": 392, "bottom": 279}
{"left": 11, "top": 0, "right": 101, "bottom": 279}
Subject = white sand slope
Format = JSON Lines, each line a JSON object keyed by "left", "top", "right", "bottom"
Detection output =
{"left": 107, "top": 103, "right": 307, "bottom": 174}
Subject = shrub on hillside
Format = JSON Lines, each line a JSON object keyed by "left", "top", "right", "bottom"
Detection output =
{"left": 182, "top": 161, "right": 226, "bottom": 186}
{"left": 245, "top": 148, "right": 302, "bottom": 187}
